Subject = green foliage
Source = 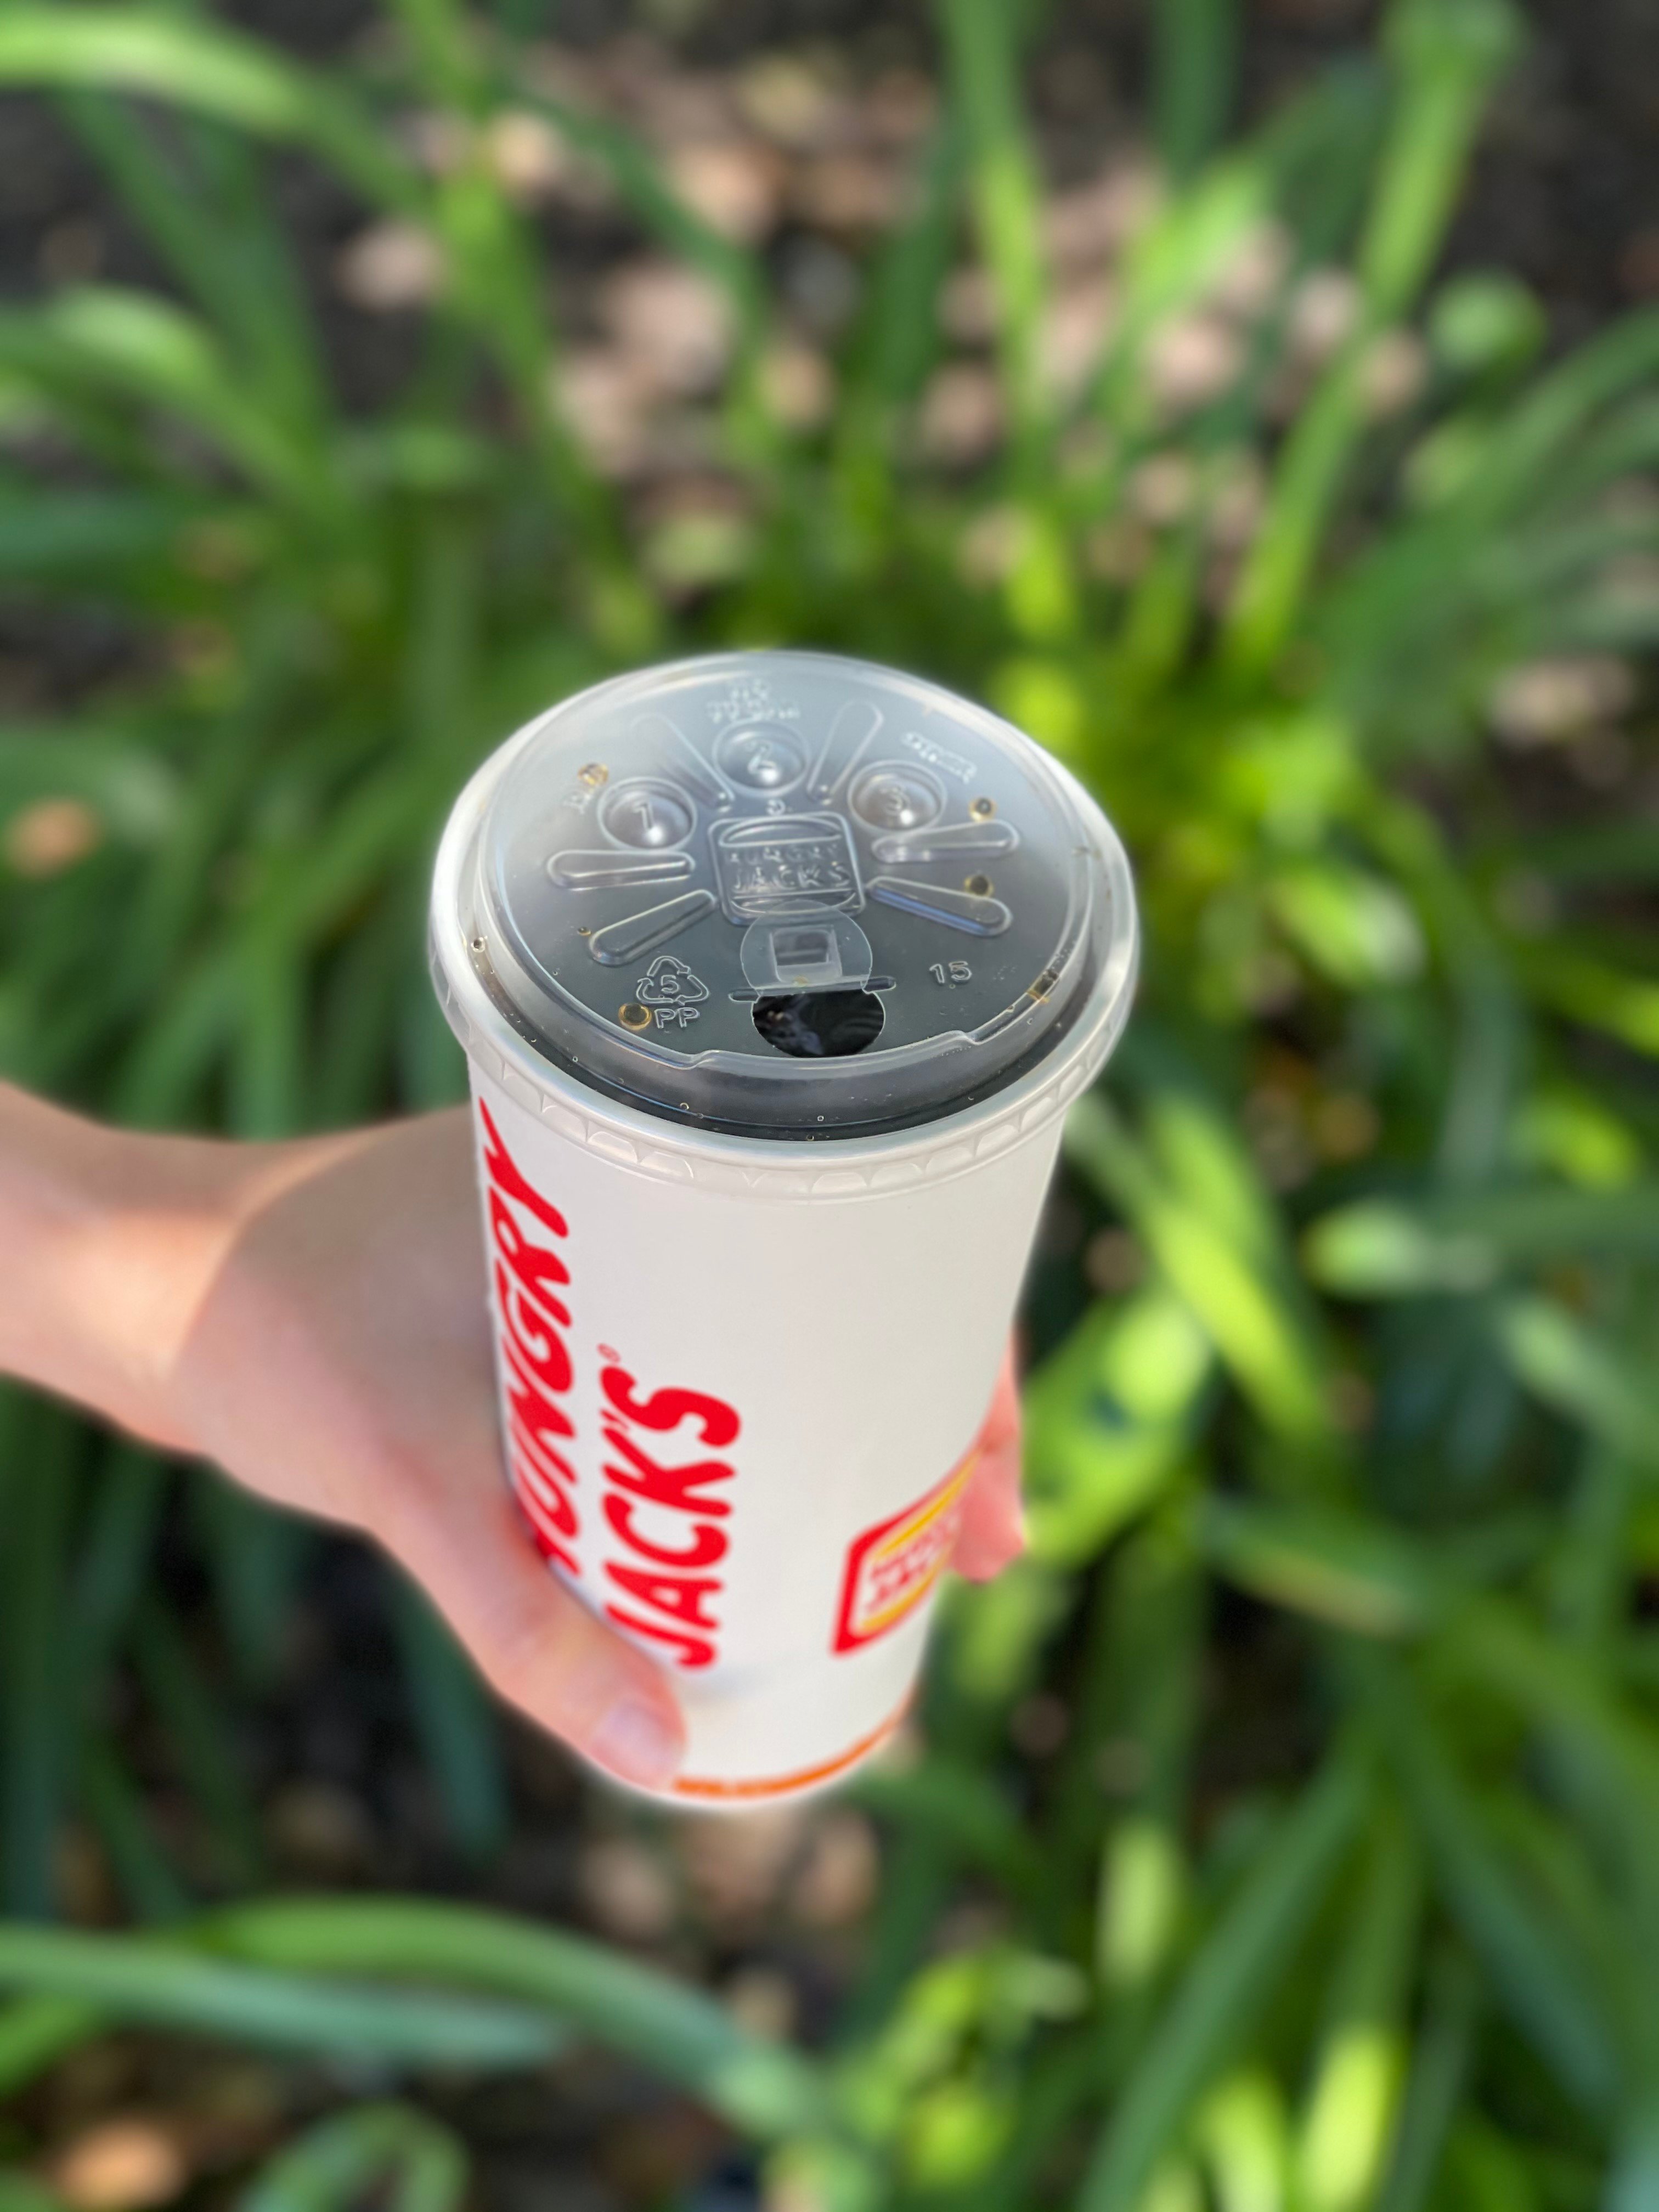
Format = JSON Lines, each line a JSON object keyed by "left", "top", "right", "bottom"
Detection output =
{"left": 0, "top": 0, "right": 1655, "bottom": 2202}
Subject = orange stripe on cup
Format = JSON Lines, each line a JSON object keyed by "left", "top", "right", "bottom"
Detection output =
{"left": 671, "top": 1702, "right": 907, "bottom": 1802}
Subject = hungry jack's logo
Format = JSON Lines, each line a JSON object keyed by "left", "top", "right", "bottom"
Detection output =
{"left": 479, "top": 1098, "right": 741, "bottom": 1669}
{"left": 833, "top": 1452, "right": 976, "bottom": 1654}
{"left": 479, "top": 1098, "right": 580, "bottom": 1578}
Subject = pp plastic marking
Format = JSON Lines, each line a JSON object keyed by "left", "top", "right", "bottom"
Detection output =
{"left": 832, "top": 1448, "right": 977, "bottom": 1652}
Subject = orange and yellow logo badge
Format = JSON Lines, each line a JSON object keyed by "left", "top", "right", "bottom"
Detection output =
{"left": 833, "top": 1450, "right": 977, "bottom": 1654}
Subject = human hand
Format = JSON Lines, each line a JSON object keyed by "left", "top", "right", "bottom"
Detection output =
{"left": 0, "top": 1092, "right": 1024, "bottom": 1791}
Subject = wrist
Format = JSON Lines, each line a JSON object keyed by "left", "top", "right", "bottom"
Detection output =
{"left": 0, "top": 1086, "right": 250, "bottom": 1447}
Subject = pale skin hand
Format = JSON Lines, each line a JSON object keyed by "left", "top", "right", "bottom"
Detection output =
{"left": 0, "top": 1086, "right": 1025, "bottom": 1789}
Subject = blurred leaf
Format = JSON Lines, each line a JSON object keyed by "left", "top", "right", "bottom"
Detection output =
{"left": 61, "top": 88, "right": 326, "bottom": 434}
{"left": 1153, "top": 0, "right": 1239, "bottom": 184}
{"left": 0, "top": 727, "right": 178, "bottom": 842}
{"left": 1293, "top": 1811, "right": 1421, "bottom": 2211}
{"left": 853, "top": 1757, "right": 1045, "bottom": 1900}
{"left": 0, "top": 1925, "right": 568, "bottom": 2066}
{"left": 935, "top": 0, "right": 1048, "bottom": 462}
{"left": 0, "top": 1997, "right": 97, "bottom": 2097}
{"left": 1360, "top": 1652, "right": 1621, "bottom": 2116}
{"left": 1198, "top": 1498, "right": 1439, "bottom": 1638}
{"left": 390, "top": 1579, "right": 507, "bottom": 1863}
{"left": 1606, "top": 2108, "right": 1659, "bottom": 2212}
{"left": 77, "top": 1739, "right": 191, "bottom": 1925}
{"left": 1427, "top": 271, "right": 1546, "bottom": 377}
{"left": 1511, "top": 1085, "right": 1644, "bottom": 1189}
{"left": 0, "top": 484, "right": 213, "bottom": 583}
{"left": 204, "top": 1896, "right": 830, "bottom": 2136}
{"left": 1, "top": 1403, "right": 77, "bottom": 1920}
{"left": 1023, "top": 1285, "right": 1211, "bottom": 1565}
{"left": 1195, "top": 2068, "right": 1290, "bottom": 2212}
{"left": 1304, "top": 1186, "right": 1659, "bottom": 1295}
{"left": 0, "top": 2174, "right": 66, "bottom": 2212}
{"left": 1493, "top": 1298, "right": 1659, "bottom": 1472}
{"left": 1373, "top": 1950, "right": 1479, "bottom": 2212}
{"left": 0, "top": 9, "right": 417, "bottom": 209}
{"left": 239, "top": 2103, "right": 467, "bottom": 2212}
{"left": 1066, "top": 1094, "right": 1336, "bottom": 1452}
{"left": 1224, "top": 0, "right": 1520, "bottom": 676}
{"left": 1098, "top": 1814, "right": 1188, "bottom": 1994}
{"left": 131, "top": 1596, "right": 265, "bottom": 1888}
{"left": 1266, "top": 858, "right": 1426, "bottom": 990}
{"left": 0, "top": 288, "right": 330, "bottom": 512}
{"left": 1523, "top": 946, "right": 1659, "bottom": 1058}
{"left": 1079, "top": 1751, "right": 1369, "bottom": 2212}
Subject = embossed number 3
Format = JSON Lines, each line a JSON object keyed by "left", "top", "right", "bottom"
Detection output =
{"left": 928, "top": 961, "right": 973, "bottom": 985}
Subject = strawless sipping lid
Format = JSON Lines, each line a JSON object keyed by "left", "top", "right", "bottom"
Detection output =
{"left": 444, "top": 651, "right": 1136, "bottom": 1141}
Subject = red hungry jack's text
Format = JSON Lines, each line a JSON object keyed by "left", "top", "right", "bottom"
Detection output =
{"left": 478, "top": 1097, "right": 741, "bottom": 1669}
{"left": 599, "top": 1363, "right": 738, "bottom": 1669}
{"left": 479, "top": 1098, "right": 581, "bottom": 1576}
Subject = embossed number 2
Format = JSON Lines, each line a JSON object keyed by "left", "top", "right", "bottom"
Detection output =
{"left": 929, "top": 961, "right": 972, "bottom": 985}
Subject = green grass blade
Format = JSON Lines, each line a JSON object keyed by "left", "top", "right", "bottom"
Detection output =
{"left": 239, "top": 2103, "right": 467, "bottom": 2212}
{"left": 524, "top": 94, "right": 766, "bottom": 355}
{"left": 0, "top": 1997, "right": 98, "bottom": 2097}
{"left": 1361, "top": 0, "right": 1520, "bottom": 314}
{"left": 389, "top": 1578, "right": 508, "bottom": 1863}
{"left": 935, "top": 0, "right": 1048, "bottom": 465}
{"left": 1606, "top": 2108, "right": 1659, "bottom": 2212}
{"left": 1079, "top": 1750, "right": 1370, "bottom": 2212}
{"left": 59, "top": 90, "right": 325, "bottom": 433}
{"left": 1022, "top": 1284, "right": 1211, "bottom": 1566}
{"left": 202, "top": 1895, "right": 829, "bottom": 2136}
{"left": 1066, "top": 1094, "right": 1336, "bottom": 1452}
{"left": 1493, "top": 1299, "right": 1659, "bottom": 1475}
{"left": 0, "top": 2170, "right": 67, "bottom": 2212}
{"left": 1153, "top": 0, "right": 1239, "bottom": 184}
{"left": 1521, "top": 945, "right": 1659, "bottom": 1060}
{"left": 0, "top": 289, "right": 332, "bottom": 515}
{"left": 0, "top": 485, "right": 206, "bottom": 584}
{"left": 132, "top": 1598, "right": 266, "bottom": 1889}
{"left": 1293, "top": 1807, "right": 1422, "bottom": 2212}
{"left": 2, "top": 1403, "right": 78, "bottom": 1920}
{"left": 1373, "top": 1950, "right": 1479, "bottom": 2212}
{"left": 1359, "top": 1651, "right": 1620, "bottom": 2115}
{"left": 851, "top": 1756, "right": 1046, "bottom": 1903}
{"left": 1554, "top": 1446, "right": 1637, "bottom": 1662}
{"left": 1198, "top": 1498, "right": 1438, "bottom": 1639}
{"left": 228, "top": 936, "right": 307, "bottom": 1138}
{"left": 1304, "top": 1187, "right": 1659, "bottom": 1297}
{"left": 0, "top": 1926, "right": 565, "bottom": 2067}
{"left": 0, "top": 9, "right": 420, "bottom": 212}
{"left": 188, "top": 1472, "right": 311, "bottom": 1688}
{"left": 76, "top": 1738, "right": 193, "bottom": 1925}
{"left": 1222, "top": 0, "right": 1520, "bottom": 677}
{"left": 845, "top": 115, "right": 964, "bottom": 415}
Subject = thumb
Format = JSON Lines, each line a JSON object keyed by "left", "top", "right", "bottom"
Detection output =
{"left": 389, "top": 1485, "right": 686, "bottom": 1791}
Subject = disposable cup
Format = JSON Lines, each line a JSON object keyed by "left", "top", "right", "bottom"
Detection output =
{"left": 430, "top": 651, "right": 1137, "bottom": 1803}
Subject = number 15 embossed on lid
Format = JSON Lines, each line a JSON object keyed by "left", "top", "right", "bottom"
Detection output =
{"left": 434, "top": 651, "right": 1137, "bottom": 1140}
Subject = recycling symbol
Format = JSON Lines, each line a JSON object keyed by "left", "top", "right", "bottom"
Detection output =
{"left": 634, "top": 956, "right": 709, "bottom": 1029}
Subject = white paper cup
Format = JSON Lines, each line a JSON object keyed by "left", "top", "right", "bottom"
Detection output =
{"left": 431, "top": 652, "right": 1136, "bottom": 1803}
